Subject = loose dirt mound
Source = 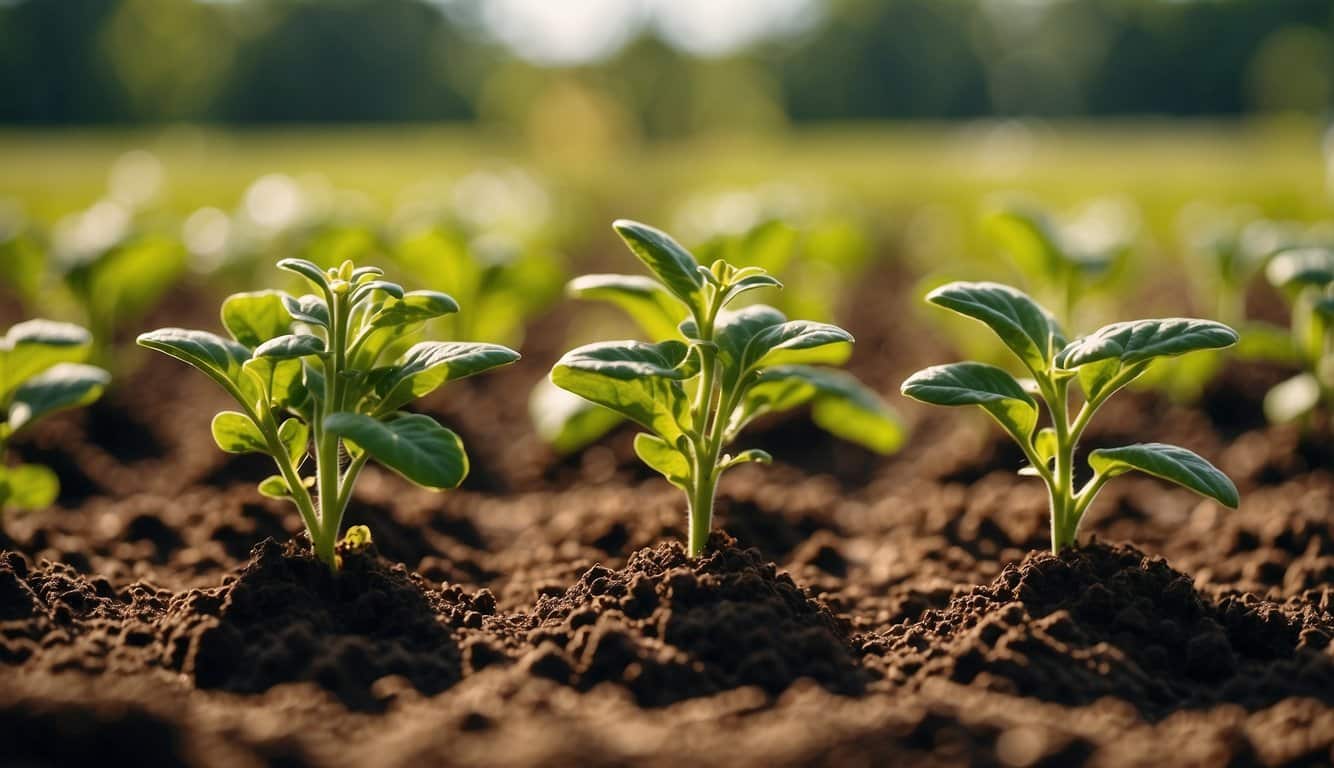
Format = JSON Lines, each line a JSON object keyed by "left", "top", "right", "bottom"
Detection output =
{"left": 156, "top": 538, "right": 467, "bottom": 711}
{"left": 511, "top": 532, "right": 865, "bottom": 706}
{"left": 867, "top": 541, "right": 1334, "bottom": 717}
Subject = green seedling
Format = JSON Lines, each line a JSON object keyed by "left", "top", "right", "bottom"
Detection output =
{"left": 531, "top": 217, "right": 867, "bottom": 454}
{"left": 138, "top": 258, "right": 519, "bottom": 569}
{"left": 986, "top": 201, "right": 1134, "bottom": 330}
{"left": 394, "top": 224, "right": 564, "bottom": 348}
{"left": 0, "top": 320, "right": 110, "bottom": 515}
{"left": 1260, "top": 247, "right": 1333, "bottom": 426}
{"left": 549, "top": 220, "right": 901, "bottom": 557}
{"left": 902, "top": 281, "right": 1239, "bottom": 554}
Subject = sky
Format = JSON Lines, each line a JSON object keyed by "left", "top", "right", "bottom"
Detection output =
{"left": 470, "top": 0, "right": 822, "bottom": 64}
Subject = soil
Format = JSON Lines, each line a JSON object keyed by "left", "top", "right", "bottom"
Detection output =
{"left": 2, "top": 267, "right": 1333, "bottom": 766}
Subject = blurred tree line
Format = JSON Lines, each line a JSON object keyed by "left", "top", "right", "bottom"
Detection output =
{"left": 1, "top": 0, "right": 1331, "bottom": 131}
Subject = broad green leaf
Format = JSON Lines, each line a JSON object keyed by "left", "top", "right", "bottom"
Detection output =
{"left": 376, "top": 341, "right": 521, "bottom": 412}
{"left": 257, "top": 475, "right": 291, "bottom": 499}
{"left": 723, "top": 273, "right": 783, "bottom": 304}
{"left": 986, "top": 206, "right": 1065, "bottom": 281}
{"left": 351, "top": 279, "right": 405, "bottom": 304}
{"left": 550, "top": 340, "right": 691, "bottom": 441}
{"left": 528, "top": 378, "right": 626, "bottom": 455}
{"left": 1263, "top": 372, "right": 1321, "bottom": 424}
{"left": 707, "top": 305, "right": 785, "bottom": 385}
{"left": 7, "top": 363, "right": 109, "bottom": 433}
{"left": 324, "top": 412, "right": 467, "bottom": 490}
{"left": 633, "top": 432, "right": 690, "bottom": 488}
{"left": 1089, "top": 443, "right": 1238, "bottom": 508}
{"left": 1075, "top": 357, "right": 1148, "bottom": 404}
{"left": 137, "top": 328, "right": 250, "bottom": 396}
{"left": 369, "top": 290, "right": 459, "bottom": 328}
{"left": 278, "top": 418, "right": 308, "bottom": 462}
{"left": 254, "top": 333, "right": 326, "bottom": 360}
{"left": 1057, "top": 318, "right": 1238, "bottom": 369}
{"left": 612, "top": 219, "right": 703, "bottom": 307}
{"left": 211, "top": 411, "right": 267, "bottom": 454}
{"left": 567, "top": 273, "right": 685, "bottom": 341}
{"left": 281, "top": 294, "right": 330, "bottom": 327}
{"left": 240, "top": 356, "right": 305, "bottom": 410}
{"left": 926, "top": 281, "right": 1066, "bottom": 374}
{"left": 1266, "top": 248, "right": 1334, "bottom": 291}
{"left": 0, "top": 319, "right": 93, "bottom": 400}
{"left": 277, "top": 258, "right": 332, "bottom": 291}
{"left": 0, "top": 463, "right": 58, "bottom": 510}
{"left": 901, "top": 362, "right": 1037, "bottom": 441}
{"left": 66, "top": 236, "right": 185, "bottom": 341}
{"left": 720, "top": 449, "right": 772, "bottom": 469}
{"left": 742, "top": 319, "right": 854, "bottom": 371}
{"left": 739, "top": 365, "right": 904, "bottom": 453}
{"left": 351, "top": 266, "right": 385, "bottom": 281}
{"left": 221, "top": 290, "right": 292, "bottom": 348}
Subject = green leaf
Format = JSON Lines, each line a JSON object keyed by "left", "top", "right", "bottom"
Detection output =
{"left": 986, "top": 206, "right": 1066, "bottom": 281}
{"left": 375, "top": 341, "right": 521, "bottom": 412}
{"left": 351, "top": 279, "right": 405, "bottom": 305}
{"left": 550, "top": 340, "right": 691, "bottom": 442}
{"left": 741, "top": 365, "right": 905, "bottom": 454}
{"left": 1089, "top": 443, "right": 1238, "bottom": 508}
{"left": 567, "top": 273, "right": 685, "bottom": 341}
{"left": 370, "top": 291, "right": 459, "bottom": 328}
{"left": 528, "top": 378, "right": 626, "bottom": 455}
{"left": 324, "top": 412, "right": 468, "bottom": 490}
{"left": 926, "top": 281, "right": 1066, "bottom": 374}
{"left": 277, "top": 258, "right": 332, "bottom": 291}
{"left": 612, "top": 219, "right": 703, "bottom": 307}
{"left": 742, "top": 319, "right": 854, "bottom": 371}
{"left": 278, "top": 418, "right": 308, "bottom": 462}
{"left": 211, "top": 411, "right": 268, "bottom": 454}
{"left": 1057, "top": 318, "right": 1239, "bottom": 369}
{"left": 136, "top": 328, "right": 250, "bottom": 396}
{"left": 257, "top": 475, "right": 291, "bottom": 499}
{"left": 720, "top": 449, "right": 772, "bottom": 470}
{"left": 0, "top": 463, "right": 59, "bottom": 510}
{"left": 633, "top": 432, "right": 690, "bottom": 488}
{"left": 723, "top": 273, "right": 783, "bottom": 304}
{"left": 7, "top": 363, "right": 109, "bottom": 433}
{"left": 254, "top": 333, "right": 326, "bottom": 360}
{"left": 1263, "top": 372, "right": 1321, "bottom": 424}
{"left": 1266, "top": 248, "right": 1334, "bottom": 291}
{"left": 65, "top": 236, "right": 185, "bottom": 341}
{"left": 240, "top": 356, "right": 305, "bottom": 410}
{"left": 0, "top": 319, "right": 94, "bottom": 401}
{"left": 706, "top": 305, "right": 786, "bottom": 384}
{"left": 281, "top": 294, "right": 330, "bottom": 327}
{"left": 901, "top": 362, "right": 1038, "bottom": 441}
{"left": 221, "top": 290, "right": 292, "bottom": 348}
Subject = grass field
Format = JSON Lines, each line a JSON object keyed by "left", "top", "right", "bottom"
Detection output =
{"left": 2, "top": 119, "right": 1327, "bottom": 229}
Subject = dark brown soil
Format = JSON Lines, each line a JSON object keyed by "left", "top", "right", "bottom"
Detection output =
{"left": 2, "top": 261, "right": 1333, "bottom": 766}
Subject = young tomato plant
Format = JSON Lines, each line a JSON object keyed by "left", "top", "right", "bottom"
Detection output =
{"left": 138, "top": 258, "right": 519, "bottom": 569}
{"left": 549, "top": 220, "right": 902, "bottom": 558}
{"left": 902, "top": 281, "right": 1239, "bottom": 554}
{"left": 1261, "top": 247, "right": 1333, "bottom": 426}
{"left": 531, "top": 217, "right": 868, "bottom": 455}
{"left": 0, "top": 320, "right": 110, "bottom": 516}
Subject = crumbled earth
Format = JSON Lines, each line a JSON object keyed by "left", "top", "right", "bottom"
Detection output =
{"left": 1, "top": 269, "right": 1333, "bottom": 765}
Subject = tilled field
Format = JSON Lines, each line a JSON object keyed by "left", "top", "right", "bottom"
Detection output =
{"left": 1, "top": 269, "right": 1332, "bottom": 767}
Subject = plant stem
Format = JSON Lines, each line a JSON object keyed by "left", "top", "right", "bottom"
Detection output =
{"left": 313, "top": 287, "right": 348, "bottom": 569}
{"left": 686, "top": 291, "right": 722, "bottom": 558}
{"left": 1044, "top": 376, "right": 1076, "bottom": 554}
